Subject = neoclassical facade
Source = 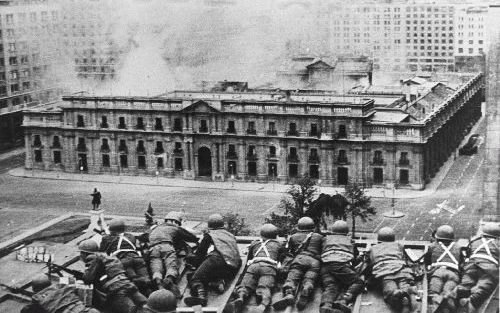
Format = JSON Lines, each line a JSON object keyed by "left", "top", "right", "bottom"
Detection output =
{"left": 23, "top": 73, "right": 483, "bottom": 189}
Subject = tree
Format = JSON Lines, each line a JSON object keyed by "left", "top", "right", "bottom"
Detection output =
{"left": 343, "top": 182, "right": 376, "bottom": 239}
{"left": 222, "top": 212, "right": 251, "bottom": 236}
{"left": 265, "top": 177, "right": 318, "bottom": 236}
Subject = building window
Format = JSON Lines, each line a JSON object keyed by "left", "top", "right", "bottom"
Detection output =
{"left": 268, "top": 163, "right": 277, "bottom": 177}
{"left": 373, "top": 168, "right": 384, "bottom": 184}
{"left": 155, "top": 141, "right": 164, "bottom": 153}
{"left": 227, "top": 144, "right": 237, "bottom": 159}
{"left": 337, "top": 167, "right": 348, "bottom": 185}
{"left": 53, "top": 151, "right": 61, "bottom": 164}
{"left": 137, "top": 140, "right": 146, "bottom": 154}
{"left": 199, "top": 119, "right": 208, "bottom": 132}
{"left": 175, "top": 158, "right": 183, "bottom": 171}
{"left": 102, "top": 154, "right": 110, "bottom": 167}
{"left": 248, "top": 162, "right": 257, "bottom": 176}
{"left": 136, "top": 117, "right": 145, "bottom": 130}
{"left": 309, "top": 123, "right": 319, "bottom": 137}
{"left": 247, "top": 121, "right": 256, "bottom": 134}
{"left": 309, "top": 164, "right": 319, "bottom": 179}
{"left": 77, "top": 138, "right": 86, "bottom": 151}
{"left": 287, "top": 122, "right": 299, "bottom": 136}
{"left": 227, "top": 120, "right": 236, "bottom": 133}
{"left": 120, "top": 154, "right": 128, "bottom": 168}
{"left": 118, "top": 139, "right": 127, "bottom": 153}
{"left": 34, "top": 150, "right": 42, "bottom": 162}
{"left": 100, "top": 116, "right": 108, "bottom": 128}
{"left": 228, "top": 161, "right": 237, "bottom": 175}
{"left": 399, "top": 152, "right": 409, "bottom": 165}
{"left": 138, "top": 155, "right": 146, "bottom": 169}
{"left": 338, "top": 124, "right": 347, "bottom": 138}
{"left": 101, "top": 138, "right": 110, "bottom": 152}
{"left": 174, "top": 142, "right": 183, "bottom": 153}
{"left": 309, "top": 148, "right": 320, "bottom": 163}
{"left": 154, "top": 117, "right": 163, "bottom": 130}
{"left": 173, "top": 118, "right": 182, "bottom": 131}
{"left": 33, "top": 135, "right": 42, "bottom": 147}
{"left": 267, "top": 121, "right": 277, "bottom": 135}
{"left": 52, "top": 136, "right": 60, "bottom": 148}
{"left": 373, "top": 150, "right": 384, "bottom": 165}
{"left": 157, "top": 157, "right": 164, "bottom": 169}
{"left": 269, "top": 145, "right": 276, "bottom": 158}
{"left": 77, "top": 115, "right": 84, "bottom": 127}
{"left": 288, "top": 147, "right": 299, "bottom": 162}
{"left": 247, "top": 145, "right": 257, "bottom": 160}
{"left": 289, "top": 164, "right": 298, "bottom": 178}
{"left": 118, "top": 117, "right": 126, "bottom": 129}
{"left": 400, "top": 169, "right": 409, "bottom": 184}
{"left": 337, "top": 150, "right": 348, "bottom": 164}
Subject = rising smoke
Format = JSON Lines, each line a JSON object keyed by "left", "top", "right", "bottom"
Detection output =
{"left": 57, "top": 0, "right": 324, "bottom": 96}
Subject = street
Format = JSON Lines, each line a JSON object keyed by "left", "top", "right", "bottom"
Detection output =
{"left": 0, "top": 117, "right": 490, "bottom": 241}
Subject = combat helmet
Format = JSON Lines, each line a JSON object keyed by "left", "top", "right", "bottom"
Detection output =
{"left": 297, "top": 217, "right": 315, "bottom": 231}
{"left": 435, "top": 225, "right": 454, "bottom": 241}
{"left": 207, "top": 214, "right": 224, "bottom": 230}
{"left": 108, "top": 219, "right": 126, "bottom": 233}
{"left": 482, "top": 222, "right": 500, "bottom": 238}
{"left": 78, "top": 239, "right": 99, "bottom": 253}
{"left": 165, "top": 211, "right": 183, "bottom": 226}
{"left": 330, "top": 220, "right": 349, "bottom": 235}
{"left": 260, "top": 224, "right": 279, "bottom": 239}
{"left": 144, "top": 290, "right": 177, "bottom": 313}
{"left": 31, "top": 274, "right": 51, "bottom": 293}
{"left": 377, "top": 227, "right": 395, "bottom": 242}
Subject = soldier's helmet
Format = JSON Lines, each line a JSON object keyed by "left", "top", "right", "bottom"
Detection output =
{"left": 482, "top": 222, "right": 500, "bottom": 238}
{"left": 108, "top": 219, "right": 126, "bottom": 233}
{"left": 297, "top": 217, "right": 315, "bottom": 231}
{"left": 78, "top": 239, "right": 99, "bottom": 253}
{"left": 260, "top": 224, "right": 279, "bottom": 239}
{"left": 207, "top": 214, "right": 224, "bottom": 230}
{"left": 330, "top": 220, "right": 349, "bottom": 235}
{"left": 377, "top": 227, "right": 396, "bottom": 242}
{"left": 144, "top": 290, "right": 177, "bottom": 313}
{"left": 435, "top": 225, "right": 454, "bottom": 241}
{"left": 165, "top": 211, "right": 183, "bottom": 226}
{"left": 31, "top": 273, "right": 51, "bottom": 293}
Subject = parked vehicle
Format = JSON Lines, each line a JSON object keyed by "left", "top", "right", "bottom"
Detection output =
{"left": 459, "top": 134, "right": 480, "bottom": 155}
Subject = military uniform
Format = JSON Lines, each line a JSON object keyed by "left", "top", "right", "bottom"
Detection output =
{"left": 148, "top": 223, "right": 198, "bottom": 286}
{"left": 368, "top": 241, "right": 414, "bottom": 310}
{"left": 21, "top": 285, "right": 100, "bottom": 313}
{"left": 320, "top": 233, "right": 364, "bottom": 311}
{"left": 82, "top": 252, "right": 147, "bottom": 313}
{"left": 457, "top": 234, "right": 499, "bottom": 308}
{"left": 100, "top": 232, "right": 151, "bottom": 295}
{"left": 235, "top": 238, "right": 286, "bottom": 307}
{"left": 424, "top": 240, "right": 462, "bottom": 311}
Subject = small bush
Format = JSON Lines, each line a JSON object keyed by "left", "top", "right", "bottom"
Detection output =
{"left": 222, "top": 212, "right": 251, "bottom": 236}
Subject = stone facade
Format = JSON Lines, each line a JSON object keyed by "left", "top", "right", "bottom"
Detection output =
{"left": 23, "top": 74, "right": 484, "bottom": 190}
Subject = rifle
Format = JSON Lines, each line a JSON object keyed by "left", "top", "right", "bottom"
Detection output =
{"left": 0, "top": 283, "right": 33, "bottom": 297}
{"left": 43, "top": 261, "right": 84, "bottom": 280}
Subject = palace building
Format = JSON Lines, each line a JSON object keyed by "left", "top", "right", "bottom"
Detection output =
{"left": 23, "top": 73, "right": 483, "bottom": 190}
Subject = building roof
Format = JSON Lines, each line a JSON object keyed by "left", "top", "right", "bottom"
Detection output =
{"left": 371, "top": 110, "right": 412, "bottom": 123}
{"left": 406, "top": 83, "right": 456, "bottom": 120}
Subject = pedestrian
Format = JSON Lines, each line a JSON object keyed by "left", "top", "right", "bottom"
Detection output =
{"left": 319, "top": 220, "right": 364, "bottom": 313}
{"left": 101, "top": 219, "right": 153, "bottom": 297}
{"left": 184, "top": 213, "right": 242, "bottom": 307}
{"left": 366, "top": 227, "right": 415, "bottom": 313}
{"left": 227, "top": 224, "right": 286, "bottom": 313}
{"left": 78, "top": 239, "right": 148, "bottom": 313}
{"left": 455, "top": 222, "right": 499, "bottom": 313}
{"left": 21, "top": 274, "right": 100, "bottom": 313}
{"left": 424, "top": 225, "right": 463, "bottom": 313}
{"left": 273, "top": 217, "right": 323, "bottom": 311}
{"left": 91, "top": 188, "right": 102, "bottom": 210}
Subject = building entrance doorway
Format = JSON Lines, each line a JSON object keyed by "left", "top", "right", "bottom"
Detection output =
{"left": 78, "top": 154, "right": 88, "bottom": 172}
{"left": 198, "top": 147, "right": 212, "bottom": 177}
{"left": 337, "top": 167, "right": 348, "bottom": 185}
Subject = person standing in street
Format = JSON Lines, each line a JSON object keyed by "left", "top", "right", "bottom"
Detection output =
{"left": 91, "top": 188, "right": 102, "bottom": 210}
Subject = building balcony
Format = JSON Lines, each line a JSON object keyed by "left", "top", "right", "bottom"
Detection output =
{"left": 118, "top": 124, "right": 127, "bottom": 130}
{"left": 173, "top": 149, "right": 183, "bottom": 156}
{"left": 118, "top": 146, "right": 128, "bottom": 153}
{"left": 226, "top": 152, "right": 238, "bottom": 159}
{"left": 172, "top": 127, "right": 182, "bottom": 132}
{"left": 226, "top": 128, "right": 236, "bottom": 134}
{"left": 135, "top": 124, "right": 145, "bottom": 130}
{"left": 246, "top": 129, "right": 257, "bottom": 135}
{"left": 309, "top": 131, "right": 320, "bottom": 138}
{"left": 154, "top": 148, "right": 165, "bottom": 154}
{"left": 336, "top": 157, "right": 348, "bottom": 164}
{"left": 100, "top": 123, "right": 109, "bottom": 128}
{"left": 199, "top": 127, "right": 208, "bottom": 133}
{"left": 267, "top": 153, "right": 278, "bottom": 159}
{"left": 308, "top": 155, "right": 320, "bottom": 163}
{"left": 136, "top": 147, "right": 146, "bottom": 154}
{"left": 286, "top": 130, "right": 300, "bottom": 137}
{"left": 399, "top": 159, "right": 410, "bottom": 166}
{"left": 51, "top": 143, "right": 61, "bottom": 149}
{"left": 267, "top": 129, "right": 277, "bottom": 136}
{"left": 76, "top": 122, "right": 85, "bottom": 128}
{"left": 100, "top": 145, "right": 110, "bottom": 153}
{"left": 287, "top": 155, "right": 299, "bottom": 163}
{"left": 154, "top": 125, "right": 163, "bottom": 131}
{"left": 246, "top": 154, "right": 258, "bottom": 161}
{"left": 76, "top": 145, "right": 87, "bottom": 152}
{"left": 372, "top": 159, "right": 385, "bottom": 166}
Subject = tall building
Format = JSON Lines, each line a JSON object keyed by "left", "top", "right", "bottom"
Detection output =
{"left": 23, "top": 74, "right": 483, "bottom": 190}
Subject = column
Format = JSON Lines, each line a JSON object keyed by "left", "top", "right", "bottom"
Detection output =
{"left": 278, "top": 140, "right": 287, "bottom": 181}
{"left": 257, "top": 144, "right": 267, "bottom": 181}
{"left": 237, "top": 141, "right": 246, "bottom": 178}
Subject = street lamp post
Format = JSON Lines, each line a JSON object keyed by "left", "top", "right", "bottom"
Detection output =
{"left": 383, "top": 181, "right": 405, "bottom": 218}
{"left": 229, "top": 163, "right": 234, "bottom": 187}
{"left": 271, "top": 165, "right": 275, "bottom": 191}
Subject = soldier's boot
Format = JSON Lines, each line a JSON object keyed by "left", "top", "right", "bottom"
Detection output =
{"left": 164, "top": 276, "right": 182, "bottom": 299}
{"left": 272, "top": 289, "right": 295, "bottom": 311}
{"left": 226, "top": 291, "right": 247, "bottom": 313}
{"left": 184, "top": 285, "right": 207, "bottom": 307}
{"left": 332, "top": 293, "right": 354, "bottom": 313}
{"left": 296, "top": 283, "right": 314, "bottom": 310}
{"left": 209, "top": 278, "right": 226, "bottom": 294}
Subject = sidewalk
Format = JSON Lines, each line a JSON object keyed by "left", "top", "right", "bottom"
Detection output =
{"left": 9, "top": 167, "right": 435, "bottom": 199}
{"left": 0, "top": 147, "right": 24, "bottom": 162}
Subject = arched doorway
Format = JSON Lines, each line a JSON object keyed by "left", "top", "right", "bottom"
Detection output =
{"left": 198, "top": 147, "right": 212, "bottom": 177}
